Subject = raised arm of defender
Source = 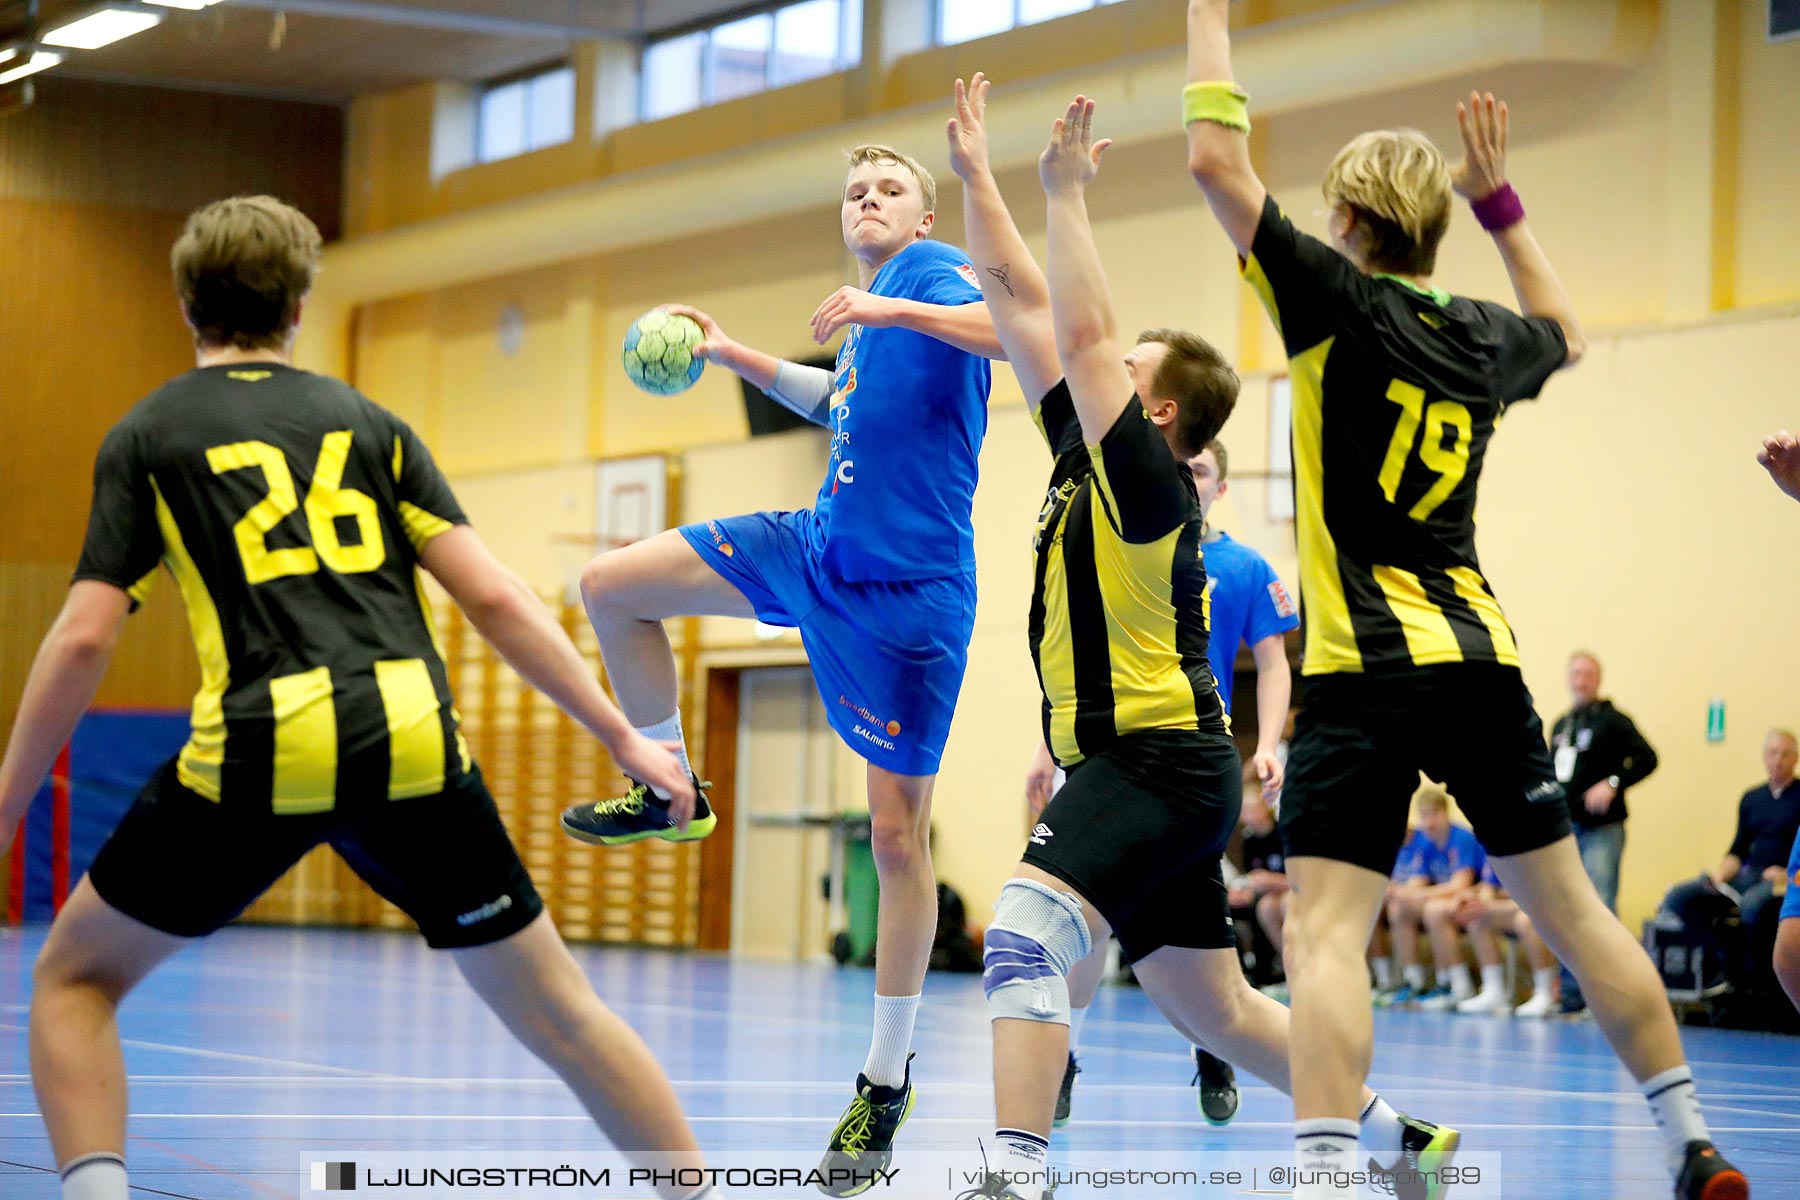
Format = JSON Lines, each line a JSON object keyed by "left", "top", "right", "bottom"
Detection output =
{"left": 946, "top": 74, "right": 1063, "bottom": 408}
{"left": 1449, "top": 93, "right": 1585, "bottom": 366}
{"left": 1183, "top": 0, "right": 1266, "bottom": 259}
{"left": 1039, "top": 96, "right": 1136, "bottom": 444}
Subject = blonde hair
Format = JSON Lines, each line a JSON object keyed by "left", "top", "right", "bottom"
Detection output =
{"left": 845, "top": 143, "right": 937, "bottom": 214}
{"left": 1322, "top": 129, "right": 1452, "bottom": 276}
{"left": 171, "top": 195, "right": 322, "bottom": 350}
{"left": 1412, "top": 779, "right": 1451, "bottom": 815}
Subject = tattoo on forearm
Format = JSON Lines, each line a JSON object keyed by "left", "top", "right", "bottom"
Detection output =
{"left": 986, "top": 264, "right": 1015, "bottom": 296}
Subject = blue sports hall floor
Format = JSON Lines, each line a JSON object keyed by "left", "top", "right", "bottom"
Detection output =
{"left": 0, "top": 926, "right": 1794, "bottom": 1199}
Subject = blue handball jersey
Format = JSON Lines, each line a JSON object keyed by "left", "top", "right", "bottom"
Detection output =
{"left": 1201, "top": 532, "right": 1298, "bottom": 714}
{"left": 810, "top": 239, "right": 991, "bottom": 582}
{"left": 1395, "top": 825, "right": 1486, "bottom": 884}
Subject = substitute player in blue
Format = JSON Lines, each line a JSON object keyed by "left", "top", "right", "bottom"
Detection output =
{"left": 562, "top": 143, "right": 1000, "bottom": 1195}
{"left": 1383, "top": 787, "right": 1484, "bottom": 1008}
{"left": 1033, "top": 434, "right": 1300, "bottom": 1127}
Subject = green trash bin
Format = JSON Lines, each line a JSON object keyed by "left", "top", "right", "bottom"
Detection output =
{"left": 832, "top": 813, "right": 879, "bottom": 965}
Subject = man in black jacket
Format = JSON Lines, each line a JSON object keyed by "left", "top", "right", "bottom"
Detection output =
{"left": 1550, "top": 650, "right": 1659, "bottom": 1013}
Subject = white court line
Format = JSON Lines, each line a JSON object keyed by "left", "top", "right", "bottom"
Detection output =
{"left": 0, "top": 1024, "right": 383, "bottom": 1079}
{"left": 1694, "top": 1102, "right": 1800, "bottom": 1122}
{"left": 0, "top": 1074, "right": 1788, "bottom": 1113}
{"left": 5, "top": 1009, "right": 1793, "bottom": 1099}
{"left": 0, "top": 1113, "right": 1794, "bottom": 1135}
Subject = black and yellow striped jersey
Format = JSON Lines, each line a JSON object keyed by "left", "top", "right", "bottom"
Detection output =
{"left": 1243, "top": 197, "right": 1567, "bottom": 677}
{"left": 74, "top": 363, "right": 471, "bottom": 812}
{"left": 1027, "top": 381, "right": 1227, "bottom": 767}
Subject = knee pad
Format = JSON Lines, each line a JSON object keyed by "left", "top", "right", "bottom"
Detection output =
{"left": 982, "top": 879, "right": 1093, "bottom": 1024}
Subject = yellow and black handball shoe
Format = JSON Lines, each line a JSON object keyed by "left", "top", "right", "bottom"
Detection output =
{"left": 816, "top": 1056, "right": 915, "bottom": 1197}
{"left": 560, "top": 774, "right": 714, "bottom": 846}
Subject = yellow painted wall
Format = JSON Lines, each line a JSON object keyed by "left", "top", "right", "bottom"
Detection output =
{"left": 339, "top": 0, "right": 1800, "bottom": 927}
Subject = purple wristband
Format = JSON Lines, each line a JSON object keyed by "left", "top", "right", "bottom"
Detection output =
{"left": 1470, "top": 184, "right": 1525, "bottom": 233}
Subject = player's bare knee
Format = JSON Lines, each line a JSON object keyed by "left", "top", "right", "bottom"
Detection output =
{"left": 496, "top": 983, "right": 595, "bottom": 1065}
{"left": 1198, "top": 969, "right": 1256, "bottom": 1033}
{"left": 1283, "top": 905, "right": 1325, "bottom": 972}
{"left": 869, "top": 813, "right": 928, "bottom": 875}
{"left": 31, "top": 952, "right": 129, "bottom": 1008}
{"left": 983, "top": 879, "right": 1092, "bottom": 1024}
{"left": 578, "top": 552, "right": 631, "bottom": 616}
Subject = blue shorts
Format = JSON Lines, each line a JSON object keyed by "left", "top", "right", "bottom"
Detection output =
{"left": 1783, "top": 830, "right": 1800, "bottom": 922}
{"left": 681, "top": 512, "right": 976, "bottom": 777}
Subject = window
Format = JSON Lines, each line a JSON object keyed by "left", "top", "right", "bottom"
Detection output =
{"left": 938, "top": 0, "right": 1127, "bottom": 45}
{"left": 639, "top": 0, "right": 862, "bottom": 121}
{"left": 476, "top": 64, "right": 575, "bottom": 164}
{"left": 1775, "top": 0, "right": 1800, "bottom": 42}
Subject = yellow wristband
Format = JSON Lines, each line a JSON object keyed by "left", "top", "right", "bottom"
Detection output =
{"left": 1182, "top": 81, "right": 1250, "bottom": 132}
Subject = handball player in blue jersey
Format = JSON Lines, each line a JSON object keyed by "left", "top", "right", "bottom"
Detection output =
{"left": 562, "top": 143, "right": 1001, "bottom": 1194}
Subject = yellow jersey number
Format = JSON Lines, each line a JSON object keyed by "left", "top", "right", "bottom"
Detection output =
{"left": 206, "top": 431, "right": 386, "bottom": 584}
{"left": 1375, "top": 379, "right": 1472, "bottom": 522}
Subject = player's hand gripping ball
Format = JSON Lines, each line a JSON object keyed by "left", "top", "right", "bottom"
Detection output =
{"left": 622, "top": 309, "right": 706, "bottom": 395}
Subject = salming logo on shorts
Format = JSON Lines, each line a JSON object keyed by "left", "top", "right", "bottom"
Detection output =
{"left": 455, "top": 894, "right": 514, "bottom": 927}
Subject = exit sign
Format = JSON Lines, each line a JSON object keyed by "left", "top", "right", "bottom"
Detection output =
{"left": 1775, "top": 0, "right": 1800, "bottom": 41}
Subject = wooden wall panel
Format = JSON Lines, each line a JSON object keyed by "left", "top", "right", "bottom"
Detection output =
{"left": 0, "top": 76, "right": 343, "bottom": 733}
{"left": 0, "top": 77, "right": 343, "bottom": 226}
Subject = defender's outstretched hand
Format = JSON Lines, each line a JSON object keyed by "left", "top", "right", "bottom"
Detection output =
{"left": 1038, "top": 95, "right": 1113, "bottom": 195}
{"left": 947, "top": 73, "right": 995, "bottom": 182}
{"left": 1451, "top": 91, "right": 1509, "bottom": 202}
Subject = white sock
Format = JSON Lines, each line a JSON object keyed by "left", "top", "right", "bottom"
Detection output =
{"left": 1641, "top": 1065, "right": 1710, "bottom": 1177}
{"left": 1371, "top": 956, "right": 1395, "bottom": 990}
{"left": 1067, "top": 1005, "right": 1088, "bottom": 1058}
{"left": 62, "top": 1154, "right": 126, "bottom": 1200}
{"left": 1403, "top": 964, "right": 1426, "bottom": 992}
{"left": 862, "top": 993, "right": 920, "bottom": 1088}
{"left": 1447, "top": 963, "right": 1474, "bottom": 997}
{"left": 993, "top": 1128, "right": 1048, "bottom": 1200}
{"left": 1532, "top": 966, "right": 1557, "bottom": 997}
{"left": 1479, "top": 963, "right": 1506, "bottom": 993}
{"left": 1359, "top": 1093, "right": 1406, "bottom": 1169}
{"left": 635, "top": 712, "right": 692, "bottom": 797}
{"left": 1294, "top": 1118, "right": 1360, "bottom": 1199}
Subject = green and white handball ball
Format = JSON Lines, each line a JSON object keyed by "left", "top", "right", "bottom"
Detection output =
{"left": 622, "top": 309, "right": 706, "bottom": 396}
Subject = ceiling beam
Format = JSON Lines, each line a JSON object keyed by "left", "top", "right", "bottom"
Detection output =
{"left": 228, "top": 0, "right": 639, "bottom": 44}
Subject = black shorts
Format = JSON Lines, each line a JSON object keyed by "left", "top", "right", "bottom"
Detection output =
{"left": 88, "top": 760, "right": 543, "bottom": 949}
{"left": 1022, "top": 729, "right": 1241, "bottom": 964}
{"left": 1280, "top": 663, "right": 1572, "bottom": 877}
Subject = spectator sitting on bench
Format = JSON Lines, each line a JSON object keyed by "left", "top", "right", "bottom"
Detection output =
{"left": 1659, "top": 729, "right": 1800, "bottom": 995}
{"left": 1381, "top": 782, "right": 1483, "bottom": 1007}
{"left": 1424, "top": 856, "right": 1561, "bottom": 1016}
